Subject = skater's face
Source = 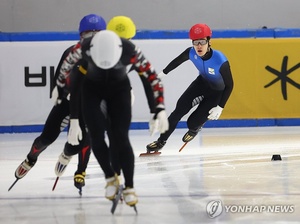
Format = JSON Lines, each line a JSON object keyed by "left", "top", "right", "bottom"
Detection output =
{"left": 80, "top": 30, "right": 100, "bottom": 42}
{"left": 192, "top": 38, "right": 210, "bottom": 57}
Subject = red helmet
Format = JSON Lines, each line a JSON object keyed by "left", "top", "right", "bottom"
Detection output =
{"left": 189, "top": 24, "right": 212, "bottom": 40}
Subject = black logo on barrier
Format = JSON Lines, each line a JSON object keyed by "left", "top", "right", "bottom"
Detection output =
{"left": 24, "top": 66, "right": 55, "bottom": 98}
{"left": 264, "top": 56, "right": 300, "bottom": 100}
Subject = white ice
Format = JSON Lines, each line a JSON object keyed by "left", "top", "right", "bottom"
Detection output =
{"left": 1, "top": 127, "right": 300, "bottom": 224}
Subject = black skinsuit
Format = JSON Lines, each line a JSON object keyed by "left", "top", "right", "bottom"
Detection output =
{"left": 26, "top": 45, "right": 90, "bottom": 175}
{"left": 68, "top": 37, "right": 165, "bottom": 188}
{"left": 158, "top": 47, "right": 234, "bottom": 142}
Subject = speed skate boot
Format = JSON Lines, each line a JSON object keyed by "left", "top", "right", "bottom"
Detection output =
{"left": 55, "top": 152, "right": 72, "bottom": 177}
{"left": 105, "top": 174, "right": 120, "bottom": 200}
{"left": 123, "top": 187, "right": 138, "bottom": 206}
{"left": 74, "top": 171, "right": 86, "bottom": 190}
{"left": 182, "top": 128, "right": 202, "bottom": 143}
{"left": 15, "top": 158, "right": 36, "bottom": 179}
{"left": 146, "top": 139, "right": 166, "bottom": 152}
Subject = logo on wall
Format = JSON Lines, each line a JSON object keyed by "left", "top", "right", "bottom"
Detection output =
{"left": 24, "top": 66, "right": 55, "bottom": 98}
{"left": 264, "top": 56, "right": 300, "bottom": 100}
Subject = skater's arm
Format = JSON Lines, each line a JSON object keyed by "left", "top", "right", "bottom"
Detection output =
{"left": 138, "top": 75, "right": 156, "bottom": 113}
{"left": 162, "top": 48, "right": 191, "bottom": 74}
{"left": 52, "top": 45, "right": 74, "bottom": 92}
{"left": 130, "top": 45, "right": 165, "bottom": 110}
{"left": 69, "top": 61, "right": 87, "bottom": 119}
{"left": 56, "top": 42, "right": 82, "bottom": 90}
{"left": 218, "top": 61, "right": 234, "bottom": 108}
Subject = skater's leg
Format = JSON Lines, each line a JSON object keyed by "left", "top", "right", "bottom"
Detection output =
{"left": 74, "top": 136, "right": 91, "bottom": 189}
{"left": 107, "top": 118, "right": 122, "bottom": 176}
{"left": 183, "top": 93, "right": 222, "bottom": 142}
{"left": 55, "top": 116, "right": 88, "bottom": 177}
{"left": 146, "top": 82, "right": 200, "bottom": 151}
{"left": 81, "top": 80, "right": 117, "bottom": 199}
{"left": 109, "top": 87, "right": 137, "bottom": 206}
{"left": 28, "top": 100, "right": 70, "bottom": 162}
{"left": 15, "top": 100, "right": 69, "bottom": 179}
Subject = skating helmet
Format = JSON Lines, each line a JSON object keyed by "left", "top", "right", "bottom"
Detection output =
{"left": 79, "top": 14, "right": 106, "bottom": 34}
{"left": 189, "top": 24, "right": 212, "bottom": 40}
{"left": 107, "top": 16, "right": 136, "bottom": 39}
{"left": 90, "top": 30, "right": 123, "bottom": 69}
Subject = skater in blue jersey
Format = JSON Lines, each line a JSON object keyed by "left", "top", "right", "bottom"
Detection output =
{"left": 146, "top": 23, "right": 234, "bottom": 152}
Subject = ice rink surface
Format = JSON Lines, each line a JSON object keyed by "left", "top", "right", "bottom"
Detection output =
{"left": 1, "top": 126, "right": 300, "bottom": 224}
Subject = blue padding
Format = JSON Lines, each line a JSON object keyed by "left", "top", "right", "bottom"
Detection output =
{"left": 255, "top": 29, "right": 275, "bottom": 38}
{"left": 134, "top": 29, "right": 273, "bottom": 39}
{"left": 1, "top": 28, "right": 300, "bottom": 42}
{"left": 0, "top": 125, "right": 45, "bottom": 133}
{"left": 203, "top": 119, "right": 277, "bottom": 127}
{"left": 0, "top": 33, "right": 10, "bottom": 41}
{"left": 274, "top": 28, "right": 300, "bottom": 38}
{"left": 130, "top": 122, "right": 149, "bottom": 129}
{"left": 212, "top": 29, "right": 256, "bottom": 38}
{"left": 1, "top": 119, "right": 300, "bottom": 133}
{"left": 275, "top": 118, "right": 300, "bottom": 126}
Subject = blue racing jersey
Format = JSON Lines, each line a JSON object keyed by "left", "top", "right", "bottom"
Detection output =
{"left": 189, "top": 48, "right": 227, "bottom": 90}
{"left": 162, "top": 47, "right": 234, "bottom": 108}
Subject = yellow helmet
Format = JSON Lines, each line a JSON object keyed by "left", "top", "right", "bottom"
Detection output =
{"left": 107, "top": 16, "right": 136, "bottom": 39}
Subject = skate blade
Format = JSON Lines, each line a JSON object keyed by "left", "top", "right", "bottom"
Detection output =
{"left": 139, "top": 151, "right": 161, "bottom": 157}
{"left": 179, "top": 142, "right": 188, "bottom": 152}
{"left": 111, "top": 185, "right": 124, "bottom": 214}
{"left": 133, "top": 205, "right": 138, "bottom": 214}
{"left": 8, "top": 179, "right": 19, "bottom": 191}
{"left": 52, "top": 177, "right": 59, "bottom": 191}
{"left": 75, "top": 184, "right": 84, "bottom": 196}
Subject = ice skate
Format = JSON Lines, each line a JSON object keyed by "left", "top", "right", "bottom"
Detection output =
{"left": 182, "top": 129, "right": 199, "bottom": 143}
{"left": 74, "top": 171, "right": 86, "bottom": 195}
{"left": 14, "top": 158, "right": 36, "bottom": 179}
{"left": 146, "top": 139, "right": 166, "bottom": 151}
{"left": 123, "top": 187, "right": 138, "bottom": 206}
{"left": 55, "top": 152, "right": 72, "bottom": 177}
{"left": 8, "top": 158, "right": 36, "bottom": 191}
{"left": 123, "top": 187, "right": 138, "bottom": 213}
{"left": 105, "top": 174, "right": 120, "bottom": 200}
{"left": 74, "top": 172, "right": 86, "bottom": 189}
{"left": 140, "top": 139, "right": 166, "bottom": 156}
{"left": 179, "top": 128, "right": 202, "bottom": 152}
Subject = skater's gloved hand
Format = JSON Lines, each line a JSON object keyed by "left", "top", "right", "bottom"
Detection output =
{"left": 149, "top": 117, "right": 159, "bottom": 136}
{"left": 68, "top": 119, "right": 82, "bottom": 145}
{"left": 208, "top": 105, "right": 223, "bottom": 120}
{"left": 149, "top": 107, "right": 169, "bottom": 136}
{"left": 130, "top": 89, "right": 135, "bottom": 106}
{"left": 51, "top": 86, "right": 63, "bottom": 105}
{"left": 157, "top": 71, "right": 167, "bottom": 79}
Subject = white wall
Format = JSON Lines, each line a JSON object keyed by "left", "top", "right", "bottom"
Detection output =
{"left": 0, "top": 39, "right": 197, "bottom": 126}
{"left": 1, "top": 0, "right": 300, "bottom": 32}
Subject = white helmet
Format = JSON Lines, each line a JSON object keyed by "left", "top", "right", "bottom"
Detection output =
{"left": 90, "top": 30, "right": 123, "bottom": 69}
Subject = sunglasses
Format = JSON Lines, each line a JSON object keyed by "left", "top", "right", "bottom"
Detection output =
{"left": 192, "top": 39, "right": 208, "bottom": 46}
